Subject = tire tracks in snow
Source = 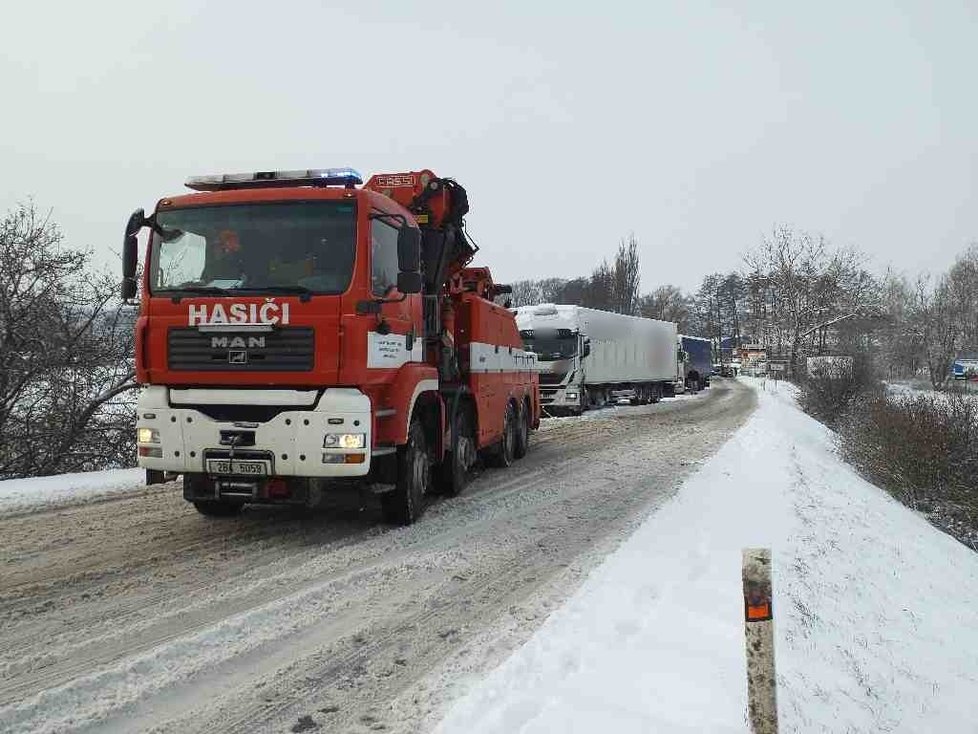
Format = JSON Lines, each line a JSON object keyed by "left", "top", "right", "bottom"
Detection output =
{"left": 0, "top": 381, "right": 755, "bottom": 733}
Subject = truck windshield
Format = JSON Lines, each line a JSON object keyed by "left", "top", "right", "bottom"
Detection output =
{"left": 150, "top": 201, "right": 356, "bottom": 295}
{"left": 522, "top": 331, "right": 578, "bottom": 361}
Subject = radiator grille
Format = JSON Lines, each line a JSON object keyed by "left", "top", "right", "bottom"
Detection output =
{"left": 539, "top": 371, "right": 568, "bottom": 385}
{"left": 167, "top": 327, "right": 314, "bottom": 371}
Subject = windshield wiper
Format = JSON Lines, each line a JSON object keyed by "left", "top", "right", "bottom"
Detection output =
{"left": 157, "top": 285, "right": 231, "bottom": 302}
{"left": 244, "top": 285, "right": 314, "bottom": 302}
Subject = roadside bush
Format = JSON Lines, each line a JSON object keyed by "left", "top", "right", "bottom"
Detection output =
{"left": 796, "top": 354, "right": 880, "bottom": 428}
{"left": 0, "top": 203, "right": 137, "bottom": 478}
{"left": 838, "top": 391, "right": 978, "bottom": 546}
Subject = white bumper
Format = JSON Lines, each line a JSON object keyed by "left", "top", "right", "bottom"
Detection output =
{"left": 135, "top": 386, "right": 373, "bottom": 478}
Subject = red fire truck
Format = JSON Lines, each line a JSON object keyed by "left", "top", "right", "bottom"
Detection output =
{"left": 121, "top": 168, "right": 539, "bottom": 524}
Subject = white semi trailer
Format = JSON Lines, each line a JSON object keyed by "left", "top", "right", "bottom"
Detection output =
{"left": 515, "top": 304, "right": 678, "bottom": 415}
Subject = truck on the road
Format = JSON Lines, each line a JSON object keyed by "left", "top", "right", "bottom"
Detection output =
{"left": 122, "top": 167, "right": 539, "bottom": 524}
{"left": 679, "top": 334, "right": 712, "bottom": 392}
{"left": 514, "top": 304, "right": 677, "bottom": 415}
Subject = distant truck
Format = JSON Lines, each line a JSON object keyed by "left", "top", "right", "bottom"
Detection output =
{"left": 515, "top": 304, "right": 677, "bottom": 415}
{"left": 679, "top": 335, "right": 712, "bottom": 392}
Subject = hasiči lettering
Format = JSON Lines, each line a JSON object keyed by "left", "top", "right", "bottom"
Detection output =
{"left": 188, "top": 302, "right": 290, "bottom": 326}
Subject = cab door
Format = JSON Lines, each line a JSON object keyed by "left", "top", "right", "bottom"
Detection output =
{"left": 365, "top": 215, "right": 422, "bottom": 370}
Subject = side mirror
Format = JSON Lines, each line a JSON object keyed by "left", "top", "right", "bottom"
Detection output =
{"left": 582, "top": 339, "right": 591, "bottom": 358}
{"left": 122, "top": 208, "right": 145, "bottom": 300}
{"left": 397, "top": 227, "right": 422, "bottom": 272}
{"left": 397, "top": 271, "right": 423, "bottom": 294}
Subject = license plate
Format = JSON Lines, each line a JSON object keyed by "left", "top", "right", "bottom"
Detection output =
{"left": 206, "top": 459, "right": 269, "bottom": 476}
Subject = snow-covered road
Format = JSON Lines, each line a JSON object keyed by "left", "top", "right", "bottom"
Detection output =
{"left": 0, "top": 380, "right": 754, "bottom": 733}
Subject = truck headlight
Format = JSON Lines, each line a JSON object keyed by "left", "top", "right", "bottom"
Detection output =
{"left": 137, "top": 427, "right": 160, "bottom": 444}
{"left": 566, "top": 392, "right": 578, "bottom": 399}
{"left": 324, "top": 433, "right": 365, "bottom": 449}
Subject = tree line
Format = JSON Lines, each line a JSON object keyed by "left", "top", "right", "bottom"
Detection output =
{"left": 510, "top": 226, "right": 978, "bottom": 389}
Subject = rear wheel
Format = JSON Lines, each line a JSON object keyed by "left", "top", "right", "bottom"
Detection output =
{"left": 435, "top": 403, "right": 474, "bottom": 497}
{"left": 488, "top": 402, "right": 516, "bottom": 468}
{"left": 514, "top": 401, "right": 531, "bottom": 459}
{"left": 382, "top": 418, "right": 430, "bottom": 525}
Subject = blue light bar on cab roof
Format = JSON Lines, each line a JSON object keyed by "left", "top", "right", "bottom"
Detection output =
{"left": 185, "top": 168, "right": 364, "bottom": 191}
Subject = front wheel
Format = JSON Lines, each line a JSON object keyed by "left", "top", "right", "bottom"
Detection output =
{"left": 382, "top": 418, "right": 430, "bottom": 525}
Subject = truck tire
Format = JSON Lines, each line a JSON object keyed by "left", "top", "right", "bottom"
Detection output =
{"left": 382, "top": 418, "right": 430, "bottom": 525}
{"left": 514, "top": 401, "right": 531, "bottom": 459}
{"left": 193, "top": 500, "right": 242, "bottom": 517}
{"left": 488, "top": 402, "right": 516, "bottom": 468}
{"left": 435, "top": 403, "right": 474, "bottom": 497}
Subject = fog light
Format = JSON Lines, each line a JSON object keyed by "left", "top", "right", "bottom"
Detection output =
{"left": 137, "top": 427, "right": 160, "bottom": 444}
{"left": 324, "top": 433, "right": 365, "bottom": 449}
{"left": 266, "top": 478, "right": 290, "bottom": 499}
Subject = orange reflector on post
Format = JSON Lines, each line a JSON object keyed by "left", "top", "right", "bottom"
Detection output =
{"left": 746, "top": 601, "right": 772, "bottom": 621}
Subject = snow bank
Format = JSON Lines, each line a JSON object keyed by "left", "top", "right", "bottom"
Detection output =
{"left": 0, "top": 468, "right": 144, "bottom": 516}
{"left": 436, "top": 379, "right": 978, "bottom": 733}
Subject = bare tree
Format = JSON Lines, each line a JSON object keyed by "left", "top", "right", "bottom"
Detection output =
{"left": 583, "top": 259, "right": 615, "bottom": 311}
{"left": 638, "top": 285, "right": 692, "bottom": 331}
{"left": 0, "top": 202, "right": 137, "bottom": 477}
{"left": 537, "top": 277, "right": 568, "bottom": 303}
{"left": 914, "top": 276, "right": 959, "bottom": 390}
{"left": 509, "top": 277, "right": 572, "bottom": 307}
{"left": 559, "top": 277, "right": 588, "bottom": 306}
{"left": 744, "top": 226, "right": 878, "bottom": 374}
{"left": 690, "top": 273, "right": 724, "bottom": 341}
{"left": 611, "top": 234, "right": 641, "bottom": 314}
{"left": 947, "top": 243, "right": 978, "bottom": 351}
{"left": 509, "top": 279, "right": 542, "bottom": 308}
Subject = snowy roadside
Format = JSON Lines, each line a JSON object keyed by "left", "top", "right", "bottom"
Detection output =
{"left": 886, "top": 380, "right": 978, "bottom": 402}
{"left": 436, "top": 378, "right": 978, "bottom": 733}
{"left": 0, "top": 468, "right": 145, "bottom": 517}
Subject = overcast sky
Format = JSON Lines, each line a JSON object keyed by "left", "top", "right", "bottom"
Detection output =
{"left": 1, "top": 0, "right": 975, "bottom": 291}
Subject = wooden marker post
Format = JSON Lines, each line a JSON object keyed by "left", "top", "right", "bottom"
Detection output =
{"left": 743, "top": 548, "right": 778, "bottom": 733}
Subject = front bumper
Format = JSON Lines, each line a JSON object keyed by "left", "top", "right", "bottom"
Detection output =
{"left": 135, "top": 386, "right": 373, "bottom": 478}
{"left": 539, "top": 384, "right": 583, "bottom": 408}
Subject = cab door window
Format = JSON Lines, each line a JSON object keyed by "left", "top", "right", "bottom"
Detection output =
{"left": 371, "top": 218, "right": 400, "bottom": 297}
